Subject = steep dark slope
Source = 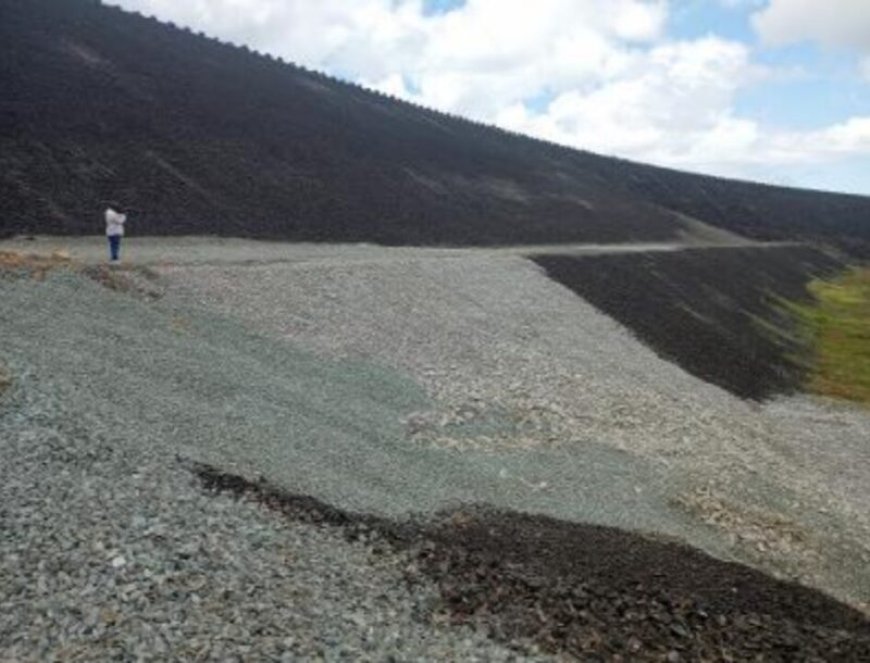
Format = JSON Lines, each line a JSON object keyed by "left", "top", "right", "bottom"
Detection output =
{"left": 534, "top": 246, "right": 844, "bottom": 400}
{"left": 588, "top": 157, "right": 870, "bottom": 258}
{"left": 2, "top": 0, "right": 869, "bottom": 252}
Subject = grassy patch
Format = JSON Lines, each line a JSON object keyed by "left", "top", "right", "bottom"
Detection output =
{"left": 787, "top": 268, "right": 870, "bottom": 405}
{"left": 0, "top": 250, "right": 73, "bottom": 279}
{"left": 0, "top": 250, "right": 162, "bottom": 299}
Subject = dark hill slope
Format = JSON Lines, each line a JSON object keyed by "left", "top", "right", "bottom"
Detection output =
{"left": 534, "top": 245, "right": 844, "bottom": 400}
{"left": 2, "top": 0, "right": 869, "bottom": 252}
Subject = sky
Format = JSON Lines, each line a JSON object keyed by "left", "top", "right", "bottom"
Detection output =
{"left": 107, "top": 0, "right": 870, "bottom": 196}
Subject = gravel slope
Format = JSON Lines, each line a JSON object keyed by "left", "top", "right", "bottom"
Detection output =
{"left": 155, "top": 248, "right": 870, "bottom": 610}
{"left": 2, "top": 243, "right": 869, "bottom": 658}
{"left": 0, "top": 271, "right": 538, "bottom": 660}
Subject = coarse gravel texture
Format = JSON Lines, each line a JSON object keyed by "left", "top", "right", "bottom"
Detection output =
{"left": 0, "top": 271, "right": 542, "bottom": 661}
{"left": 0, "top": 256, "right": 712, "bottom": 550}
{"left": 2, "top": 240, "right": 870, "bottom": 659}
{"left": 151, "top": 244, "right": 870, "bottom": 610}
{"left": 196, "top": 467, "right": 870, "bottom": 661}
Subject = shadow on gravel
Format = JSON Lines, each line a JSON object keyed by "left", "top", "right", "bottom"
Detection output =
{"left": 193, "top": 463, "right": 870, "bottom": 661}
{"left": 79, "top": 264, "right": 164, "bottom": 300}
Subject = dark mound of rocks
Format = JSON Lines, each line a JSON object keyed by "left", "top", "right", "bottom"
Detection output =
{"left": 195, "top": 464, "right": 870, "bottom": 661}
{"left": 3, "top": 0, "right": 870, "bottom": 256}
{"left": 534, "top": 245, "right": 844, "bottom": 400}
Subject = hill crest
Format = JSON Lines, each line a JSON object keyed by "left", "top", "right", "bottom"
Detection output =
{"left": 1, "top": 0, "right": 869, "bottom": 254}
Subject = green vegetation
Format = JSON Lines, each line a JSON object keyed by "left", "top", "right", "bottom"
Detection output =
{"left": 788, "top": 268, "right": 870, "bottom": 405}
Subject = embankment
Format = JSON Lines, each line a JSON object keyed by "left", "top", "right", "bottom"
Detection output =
{"left": 533, "top": 245, "right": 845, "bottom": 400}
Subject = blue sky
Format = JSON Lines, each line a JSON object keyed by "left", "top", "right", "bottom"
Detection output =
{"left": 422, "top": 0, "right": 465, "bottom": 15}
{"left": 673, "top": 1, "right": 870, "bottom": 130}
{"left": 111, "top": 0, "right": 870, "bottom": 195}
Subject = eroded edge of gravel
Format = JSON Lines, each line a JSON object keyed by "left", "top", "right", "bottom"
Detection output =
{"left": 192, "top": 463, "right": 870, "bottom": 661}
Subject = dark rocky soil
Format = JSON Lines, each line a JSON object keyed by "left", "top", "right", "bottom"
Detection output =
{"left": 195, "top": 464, "right": 870, "bottom": 661}
{"left": 534, "top": 245, "right": 845, "bottom": 400}
{"left": 2, "top": 0, "right": 870, "bottom": 256}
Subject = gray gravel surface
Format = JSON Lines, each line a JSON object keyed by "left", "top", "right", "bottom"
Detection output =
{"left": 2, "top": 239, "right": 869, "bottom": 659}
{"left": 0, "top": 271, "right": 545, "bottom": 660}
{"left": 154, "top": 246, "right": 870, "bottom": 610}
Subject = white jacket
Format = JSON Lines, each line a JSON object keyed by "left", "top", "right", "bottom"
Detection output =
{"left": 105, "top": 208, "right": 127, "bottom": 237}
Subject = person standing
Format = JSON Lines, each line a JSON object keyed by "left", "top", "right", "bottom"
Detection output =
{"left": 105, "top": 207, "right": 127, "bottom": 262}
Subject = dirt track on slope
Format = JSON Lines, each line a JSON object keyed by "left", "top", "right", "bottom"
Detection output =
{"left": 0, "top": 234, "right": 790, "bottom": 268}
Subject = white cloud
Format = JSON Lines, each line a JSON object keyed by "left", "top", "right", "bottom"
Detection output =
{"left": 108, "top": 0, "right": 429, "bottom": 70}
{"left": 495, "top": 38, "right": 753, "bottom": 157}
{"left": 862, "top": 56, "right": 870, "bottom": 81}
{"left": 775, "top": 117, "right": 870, "bottom": 160}
{"left": 111, "top": 0, "right": 666, "bottom": 119}
{"left": 108, "top": 0, "right": 870, "bottom": 193}
{"left": 752, "top": 0, "right": 870, "bottom": 51}
{"left": 366, "top": 0, "right": 668, "bottom": 119}
{"left": 495, "top": 37, "right": 870, "bottom": 180}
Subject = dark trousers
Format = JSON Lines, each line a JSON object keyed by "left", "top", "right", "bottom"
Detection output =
{"left": 108, "top": 235, "right": 121, "bottom": 261}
